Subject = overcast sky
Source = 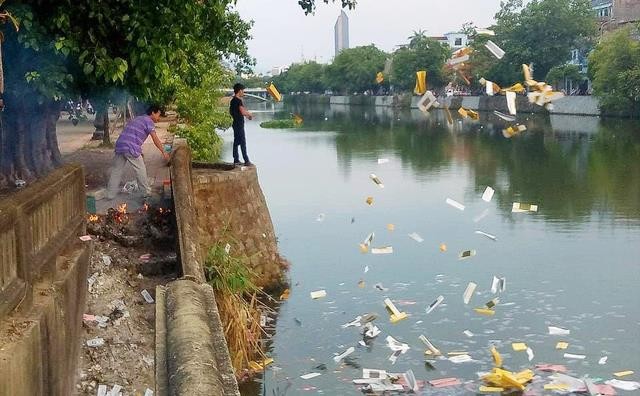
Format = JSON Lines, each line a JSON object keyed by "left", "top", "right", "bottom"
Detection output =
{"left": 234, "top": 0, "right": 503, "bottom": 73}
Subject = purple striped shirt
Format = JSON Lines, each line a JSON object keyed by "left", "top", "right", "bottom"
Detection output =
{"left": 114, "top": 115, "right": 156, "bottom": 157}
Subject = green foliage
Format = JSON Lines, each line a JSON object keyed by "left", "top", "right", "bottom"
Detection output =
{"left": 273, "top": 61, "right": 327, "bottom": 94}
{"left": 325, "top": 45, "right": 388, "bottom": 94}
{"left": 545, "top": 64, "right": 583, "bottom": 88}
{"left": 472, "top": 0, "right": 596, "bottom": 86}
{"left": 298, "top": 0, "right": 356, "bottom": 14}
{"left": 260, "top": 119, "right": 300, "bottom": 129}
{"left": 205, "top": 242, "right": 257, "bottom": 294}
{"left": 390, "top": 36, "right": 449, "bottom": 91}
{"left": 588, "top": 27, "right": 640, "bottom": 116}
{"left": 5, "top": 1, "right": 252, "bottom": 106}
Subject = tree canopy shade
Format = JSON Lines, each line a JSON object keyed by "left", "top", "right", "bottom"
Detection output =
{"left": 324, "top": 45, "right": 388, "bottom": 94}
{"left": 588, "top": 27, "right": 640, "bottom": 117}
{"left": 0, "top": 1, "right": 251, "bottom": 185}
{"left": 390, "top": 35, "right": 449, "bottom": 92}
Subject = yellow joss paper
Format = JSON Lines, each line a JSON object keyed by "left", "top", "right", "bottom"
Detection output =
{"left": 556, "top": 342, "right": 569, "bottom": 350}
{"left": 376, "top": 71, "right": 384, "bottom": 84}
{"left": 365, "top": 196, "right": 374, "bottom": 206}
{"left": 545, "top": 384, "right": 569, "bottom": 391}
{"left": 614, "top": 371, "right": 634, "bottom": 377}
{"left": 502, "top": 83, "right": 526, "bottom": 94}
{"left": 386, "top": 223, "right": 395, "bottom": 231}
{"left": 292, "top": 113, "right": 304, "bottom": 126}
{"left": 414, "top": 70, "right": 427, "bottom": 95}
{"left": 359, "top": 243, "right": 369, "bottom": 253}
{"left": 512, "top": 343, "right": 527, "bottom": 352}
{"left": 279, "top": 289, "right": 290, "bottom": 300}
{"left": 266, "top": 83, "right": 282, "bottom": 102}
{"left": 479, "top": 386, "right": 504, "bottom": 393}
{"left": 249, "top": 358, "right": 274, "bottom": 371}
{"left": 491, "top": 346, "right": 502, "bottom": 367}
{"left": 358, "top": 279, "right": 365, "bottom": 288}
{"left": 475, "top": 308, "right": 496, "bottom": 316}
{"left": 458, "top": 107, "right": 480, "bottom": 120}
{"left": 439, "top": 243, "right": 447, "bottom": 252}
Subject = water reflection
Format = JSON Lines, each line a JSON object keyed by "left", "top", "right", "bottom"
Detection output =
{"left": 284, "top": 103, "right": 640, "bottom": 225}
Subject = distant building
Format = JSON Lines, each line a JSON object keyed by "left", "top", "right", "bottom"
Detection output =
{"left": 271, "top": 66, "right": 288, "bottom": 76}
{"left": 334, "top": 10, "right": 349, "bottom": 56}
{"left": 430, "top": 32, "right": 469, "bottom": 51}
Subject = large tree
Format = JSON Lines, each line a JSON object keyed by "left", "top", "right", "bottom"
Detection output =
{"left": 273, "top": 61, "right": 327, "bottom": 94}
{"left": 324, "top": 45, "right": 387, "bottom": 94}
{"left": 390, "top": 35, "right": 449, "bottom": 92}
{"left": 0, "top": 1, "right": 250, "bottom": 186}
{"left": 478, "top": 0, "right": 595, "bottom": 85}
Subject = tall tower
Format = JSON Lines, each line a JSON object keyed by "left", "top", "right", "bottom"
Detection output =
{"left": 334, "top": 10, "right": 349, "bottom": 56}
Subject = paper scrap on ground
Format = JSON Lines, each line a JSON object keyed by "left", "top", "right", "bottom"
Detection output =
{"left": 310, "top": 290, "right": 327, "bottom": 299}
{"left": 141, "top": 289, "right": 154, "bottom": 304}
{"left": 419, "top": 335, "right": 441, "bottom": 355}
{"left": 476, "top": 230, "right": 497, "bottom": 241}
{"left": 371, "top": 246, "right": 393, "bottom": 255}
{"left": 408, "top": 232, "right": 424, "bottom": 243}
{"left": 512, "top": 202, "right": 538, "bottom": 213}
{"left": 459, "top": 250, "right": 476, "bottom": 260}
{"left": 482, "top": 186, "right": 495, "bottom": 202}
{"left": 425, "top": 295, "right": 444, "bottom": 314}
{"left": 549, "top": 326, "right": 571, "bottom": 335}
{"left": 494, "top": 110, "right": 516, "bottom": 122}
{"left": 463, "top": 282, "right": 477, "bottom": 304}
{"left": 300, "top": 373, "right": 321, "bottom": 380}
{"left": 446, "top": 197, "right": 465, "bottom": 211}
{"left": 369, "top": 173, "right": 384, "bottom": 188}
{"left": 485, "top": 40, "right": 505, "bottom": 59}
{"left": 333, "top": 346, "right": 355, "bottom": 363}
{"left": 79, "top": 235, "right": 92, "bottom": 241}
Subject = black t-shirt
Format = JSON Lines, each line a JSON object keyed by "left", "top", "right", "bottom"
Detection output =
{"left": 229, "top": 96, "right": 244, "bottom": 125}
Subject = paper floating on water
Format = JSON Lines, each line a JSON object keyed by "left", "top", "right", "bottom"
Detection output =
{"left": 371, "top": 246, "right": 393, "bottom": 255}
{"left": 417, "top": 91, "right": 439, "bottom": 112}
{"left": 300, "top": 372, "right": 321, "bottom": 380}
{"left": 599, "top": 356, "right": 608, "bottom": 365}
{"left": 476, "top": 230, "right": 497, "bottom": 241}
{"left": 548, "top": 326, "right": 570, "bottom": 335}
{"left": 506, "top": 91, "right": 517, "bottom": 115}
{"left": 419, "top": 335, "right": 441, "bottom": 355}
{"left": 503, "top": 124, "right": 527, "bottom": 138}
{"left": 482, "top": 368, "right": 534, "bottom": 391}
{"left": 365, "top": 196, "right": 374, "bottom": 206}
{"left": 485, "top": 40, "right": 505, "bottom": 59}
{"left": 459, "top": 249, "right": 476, "bottom": 260}
{"left": 463, "top": 282, "right": 477, "bottom": 304}
{"left": 446, "top": 197, "right": 465, "bottom": 211}
{"left": 384, "top": 298, "right": 407, "bottom": 323}
{"left": 614, "top": 371, "right": 634, "bottom": 377}
{"left": 491, "top": 276, "right": 506, "bottom": 293}
{"left": 369, "top": 173, "right": 384, "bottom": 188}
{"left": 363, "top": 322, "right": 381, "bottom": 339}
{"left": 458, "top": 107, "right": 480, "bottom": 120}
{"left": 480, "top": 78, "right": 501, "bottom": 96}
{"left": 463, "top": 330, "right": 474, "bottom": 337}
{"left": 482, "top": 186, "right": 495, "bottom": 202}
{"left": 425, "top": 295, "right": 444, "bottom": 314}
{"left": 386, "top": 223, "right": 395, "bottom": 231}
{"left": 485, "top": 297, "right": 500, "bottom": 309}
{"left": 526, "top": 348, "right": 534, "bottom": 361}
{"left": 535, "top": 364, "right": 567, "bottom": 373}
{"left": 449, "top": 354, "right": 473, "bottom": 364}
{"left": 439, "top": 243, "right": 447, "bottom": 252}
{"left": 408, "top": 232, "right": 424, "bottom": 243}
{"left": 556, "top": 342, "right": 569, "bottom": 350}
{"left": 512, "top": 202, "right": 538, "bottom": 213}
{"left": 333, "top": 346, "right": 355, "bottom": 363}
{"left": 494, "top": 110, "right": 516, "bottom": 122}
{"left": 512, "top": 343, "right": 527, "bottom": 352}
{"left": 310, "top": 290, "right": 327, "bottom": 299}
{"left": 563, "top": 353, "right": 586, "bottom": 360}
{"left": 474, "top": 308, "right": 496, "bottom": 316}
{"left": 605, "top": 379, "right": 640, "bottom": 391}
{"left": 377, "top": 158, "right": 389, "bottom": 164}
{"left": 374, "top": 283, "right": 389, "bottom": 292}
{"left": 429, "top": 378, "right": 462, "bottom": 388}
{"left": 316, "top": 213, "right": 326, "bottom": 222}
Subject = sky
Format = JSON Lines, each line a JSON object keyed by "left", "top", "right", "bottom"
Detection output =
{"left": 234, "top": 0, "right": 503, "bottom": 74}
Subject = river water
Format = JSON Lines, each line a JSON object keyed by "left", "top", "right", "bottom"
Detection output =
{"left": 226, "top": 102, "right": 640, "bottom": 395}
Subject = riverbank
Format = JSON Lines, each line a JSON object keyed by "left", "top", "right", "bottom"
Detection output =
{"left": 285, "top": 94, "right": 603, "bottom": 117}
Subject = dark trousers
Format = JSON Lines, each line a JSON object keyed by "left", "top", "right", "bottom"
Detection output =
{"left": 232, "top": 124, "right": 249, "bottom": 163}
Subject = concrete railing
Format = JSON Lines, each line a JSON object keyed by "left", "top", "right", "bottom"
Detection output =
{"left": 0, "top": 164, "right": 91, "bottom": 396}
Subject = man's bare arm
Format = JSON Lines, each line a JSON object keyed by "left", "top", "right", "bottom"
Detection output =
{"left": 150, "top": 131, "right": 170, "bottom": 161}
{"left": 240, "top": 105, "right": 253, "bottom": 120}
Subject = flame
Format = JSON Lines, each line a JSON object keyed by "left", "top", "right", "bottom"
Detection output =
{"left": 88, "top": 214, "right": 99, "bottom": 222}
{"left": 158, "top": 207, "right": 164, "bottom": 214}
{"left": 143, "top": 203, "right": 149, "bottom": 212}
{"left": 117, "top": 203, "right": 127, "bottom": 214}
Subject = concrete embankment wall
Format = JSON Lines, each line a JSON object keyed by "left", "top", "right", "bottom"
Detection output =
{"left": 325, "top": 95, "right": 602, "bottom": 116}
{"left": 0, "top": 164, "right": 91, "bottom": 396}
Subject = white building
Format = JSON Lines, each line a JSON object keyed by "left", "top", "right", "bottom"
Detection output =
{"left": 334, "top": 10, "right": 349, "bottom": 56}
{"left": 430, "top": 32, "right": 469, "bottom": 51}
{"left": 271, "top": 66, "right": 288, "bottom": 76}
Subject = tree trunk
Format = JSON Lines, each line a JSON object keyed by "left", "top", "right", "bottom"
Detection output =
{"left": 102, "top": 108, "right": 111, "bottom": 146}
{"left": 0, "top": 92, "right": 61, "bottom": 186}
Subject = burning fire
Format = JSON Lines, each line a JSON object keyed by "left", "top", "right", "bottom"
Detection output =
{"left": 117, "top": 203, "right": 127, "bottom": 214}
{"left": 88, "top": 214, "right": 99, "bottom": 222}
{"left": 143, "top": 203, "right": 149, "bottom": 212}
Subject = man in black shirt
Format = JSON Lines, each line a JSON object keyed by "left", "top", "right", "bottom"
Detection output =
{"left": 229, "top": 83, "right": 254, "bottom": 166}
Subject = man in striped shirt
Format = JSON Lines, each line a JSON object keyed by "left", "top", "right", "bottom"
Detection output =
{"left": 107, "top": 105, "right": 169, "bottom": 199}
